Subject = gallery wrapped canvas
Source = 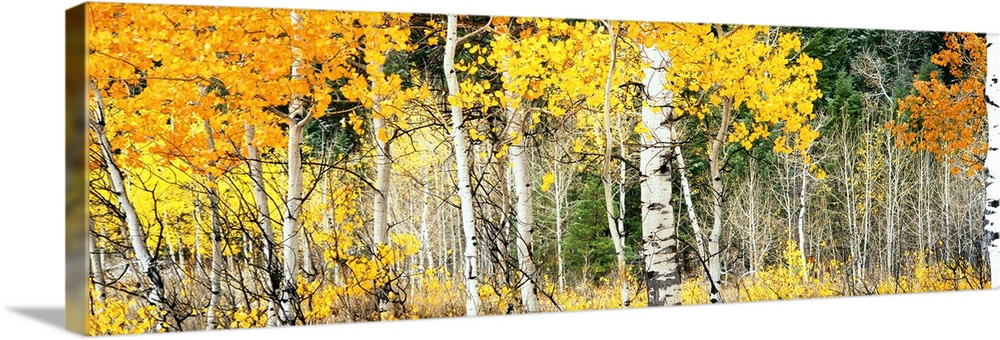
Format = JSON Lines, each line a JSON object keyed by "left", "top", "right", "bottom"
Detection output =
{"left": 66, "top": 0, "right": 999, "bottom": 336}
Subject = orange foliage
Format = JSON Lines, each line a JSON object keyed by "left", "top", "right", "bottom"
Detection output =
{"left": 86, "top": 4, "right": 415, "bottom": 176}
{"left": 890, "top": 33, "right": 987, "bottom": 176}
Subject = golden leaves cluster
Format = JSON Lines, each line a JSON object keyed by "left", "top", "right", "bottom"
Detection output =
{"left": 88, "top": 4, "right": 421, "bottom": 175}
{"left": 636, "top": 24, "right": 823, "bottom": 158}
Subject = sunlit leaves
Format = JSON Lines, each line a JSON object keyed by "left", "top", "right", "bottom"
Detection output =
{"left": 890, "top": 33, "right": 986, "bottom": 176}
{"left": 88, "top": 290, "right": 161, "bottom": 335}
{"left": 634, "top": 24, "right": 823, "bottom": 159}
{"left": 82, "top": 2, "right": 871, "bottom": 328}
{"left": 679, "top": 242, "right": 986, "bottom": 305}
{"left": 540, "top": 171, "right": 555, "bottom": 192}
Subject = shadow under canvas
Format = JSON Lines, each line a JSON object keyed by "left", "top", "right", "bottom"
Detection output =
{"left": 11, "top": 307, "right": 67, "bottom": 330}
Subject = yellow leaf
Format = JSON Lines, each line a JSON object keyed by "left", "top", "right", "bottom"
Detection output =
{"left": 377, "top": 127, "right": 389, "bottom": 143}
{"left": 540, "top": 171, "right": 555, "bottom": 192}
{"left": 634, "top": 121, "right": 649, "bottom": 134}
{"left": 512, "top": 134, "right": 523, "bottom": 146}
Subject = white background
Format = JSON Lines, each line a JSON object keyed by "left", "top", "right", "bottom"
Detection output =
{"left": 2, "top": 0, "right": 999, "bottom": 339}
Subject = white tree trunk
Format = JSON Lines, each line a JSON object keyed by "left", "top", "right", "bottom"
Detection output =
{"left": 839, "top": 130, "right": 862, "bottom": 284}
{"left": 89, "top": 80, "right": 168, "bottom": 321}
{"left": 88, "top": 219, "right": 106, "bottom": 305}
{"left": 278, "top": 11, "right": 308, "bottom": 325}
{"left": 280, "top": 118, "right": 305, "bottom": 325}
{"left": 548, "top": 138, "right": 570, "bottom": 293}
{"left": 945, "top": 155, "right": 952, "bottom": 261}
{"left": 861, "top": 130, "right": 873, "bottom": 281}
{"left": 552, "top": 157, "right": 568, "bottom": 292}
{"left": 509, "top": 106, "right": 542, "bottom": 312}
{"left": 444, "top": 14, "right": 482, "bottom": 316}
{"left": 708, "top": 99, "right": 734, "bottom": 304}
{"left": 984, "top": 32, "right": 1000, "bottom": 288}
{"left": 301, "top": 228, "right": 313, "bottom": 277}
{"left": 244, "top": 122, "right": 280, "bottom": 326}
{"left": 918, "top": 153, "right": 927, "bottom": 253}
{"left": 796, "top": 160, "right": 809, "bottom": 280}
{"left": 744, "top": 157, "right": 760, "bottom": 274}
{"left": 371, "top": 66, "right": 394, "bottom": 312}
{"left": 638, "top": 46, "right": 681, "bottom": 306}
{"left": 195, "top": 216, "right": 203, "bottom": 267}
{"left": 673, "top": 129, "right": 706, "bottom": 261}
{"left": 420, "top": 167, "right": 432, "bottom": 272}
{"left": 500, "top": 64, "right": 542, "bottom": 312}
{"left": 616, "top": 144, "right": 630, "bottom": 306}
{"left": 273, "top": 10, "right": 315, "bottom": 325}
{"left": 601, "top": 22, "right": 631, "bottom": 307}
{"left": 554, "top": 176, "right": 565, "bottom": 293}
{"left": 494, "top": 153, "right": 512, "bottom": 279}
{"left": 794, "top": 140, "right": 815, "bottom": 278}
{"left": 372, "top": 77, "right": 391, "bottom": 248}
{"left": 202, "top": 120, "right": 224, "bottom": 330}
{"left": 204, "top": 177, "right": 223, "bottom": 330}
{"left": 884, "top": 129, "right": 896, "bottom": 272}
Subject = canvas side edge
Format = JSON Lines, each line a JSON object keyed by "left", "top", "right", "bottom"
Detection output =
{"left": 66, "top": 2, "right": 89, "bottom": 336}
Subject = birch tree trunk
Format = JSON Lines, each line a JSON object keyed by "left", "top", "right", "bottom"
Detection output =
{"left": 984, "top": 32, "right": 1000, "bottom": 287}
{"left": 861, "top": 129, "right": 874, "bottom": 281}
{"left": 744, "top": 157, "right": 760, "bottom": 274}
{"left": 707, "top": 98, "right": 734, "bottom": 304}
{"left": 494, "top": 153, "right": 512, "bottom": 279}
{"left": 548, "top": 137, "right": 570, "bottom": 293}
{"left": 884, "top": 129, "right": 896, "bottom": 273}
{"left": 605, "top": 113, "right": 632, "bottom": 300}
{"left": 673, "top": 128, "right": 706, "bottom": 261}
{"left": 88, "top": 219, "right": 106, "bottom": 305}
{"left": 202, "top": 120, "right": 224, "bottom": 330}
{"left": 601, "top": 22, "right": 630, "bottom": 307}
{"left": 796, "top": 159, "right": 809, "bottom": 280}
{"left": 500, "top": 66, "right": 542, "bottom": 312}
{"left": 420, "top": 166, "right": 432, "bottom": 273}
{"left": 509, "top": 119, "right": 541, "bottom": 312}
{"left": 280, "top": 97, "right": 305, "bottom": 325}
{"left": 839, "top": 127, "right": 862, "bottom": 284}
{"left": 278, "top": 10, "right": 308, "bottom": 325}
{"left": 372, "top": 67, "right": 391, "bottom": 248}
{"left": 793, "top": 140, "right": 816, "bottom": 279}
{"left": 88, "top": 79, "right": 169, "bottom": 323}
{"left": 638, "top": 46, "right": 681, "bottom": 306}
{"left": 371, "top": 63, "right": 394, "bottom": 313}
{"left": 444, "top": 14, "right": 482, "bottom": 316}
{"left": 301, "top": 229, "right": 313, "bottom": 278}
{"left": 195, "top": 217, "right": 203, "bottom": 267}
{"left": 244, "top": 122, "right": 279, "bottom": 326}
{"left": 280, "top": 101, "right": 306, "bottom": 325}
{"left": 554, "top": 174, "right": 565, "bottom": 293}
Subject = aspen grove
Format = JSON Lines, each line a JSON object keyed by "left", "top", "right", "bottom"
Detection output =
{"left": 84, "top": 4, "right": 995, "bottom": 334}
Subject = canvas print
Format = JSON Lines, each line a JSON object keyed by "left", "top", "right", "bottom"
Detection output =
{"left": 69, "top": 1, "right": 1000, "bottom": 335}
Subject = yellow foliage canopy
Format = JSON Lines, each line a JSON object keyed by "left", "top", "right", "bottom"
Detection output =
{"left": 631, "top": 24, "right": 823, "bottom": 159}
